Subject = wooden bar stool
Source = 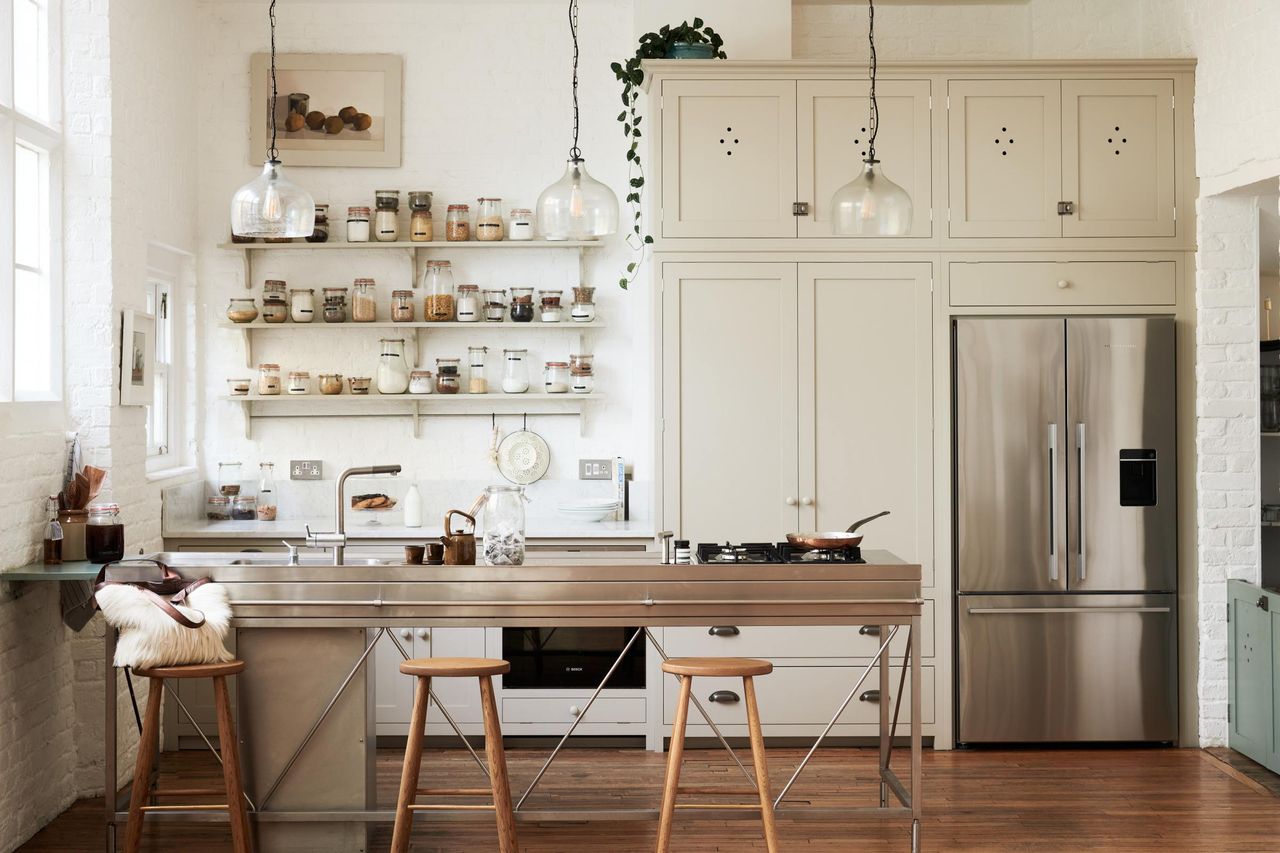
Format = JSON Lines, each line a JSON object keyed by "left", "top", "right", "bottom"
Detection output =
{"left": 657, "top": 657, "right": 778, "bottom": 853}
{"left": 125, "top": 660, "right": 252, "bottom": 853}
{"left": 391, "top": 657, "right": 519, "bottom": 853}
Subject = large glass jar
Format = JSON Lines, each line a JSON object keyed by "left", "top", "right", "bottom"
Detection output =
{"left": 377, "top": 338, "right": 411, "bottom": 394}
{"left": 391, "top": 290, "right": 415, "bottom": 322}
{"left": 352, "top": 278, "right": 377, "bottom": 322}
{"left": 323, "top": 287, "right": 348, "bottom": 323}
{"left": 539, "top": 289, "right": 564, "bottom": 323}
{"left": 289, "top": 288, "right": 315, "bottom": 323}
{"left": 481, "top": 485, "right": 528, "bottom": 565}
{"left": 306, "top": 203, "right": 330, "bottom": 243}
{"left": 226, "top": 298, "right": 258, "bottom": 324}
{"left": 230, "top": 495, "right": 257, "bottom": 521}
{"left": 257, "top": 463, "right": 277, "bottom": 521}
{"left": 456, "top": 285, "right": 480, "bottom": 322}
{"left": 258, "top": 363, "right": 281, "bottom": 395}
{"left": 435, "top": 358, "right": 461, "bottom": 394}
{"left": 468, "top": 346, "right": 489, "bottom": 394}
{"left": 445, "top": 204, "right": 470, "bottom": 241}
{"left": 374, "top": 190, "right": 400, "bottom": 242}
{"left": 571, "top": 285, "right": 596, "bottom": 322}
{"left": 483, "top": 289, "right": 506, "bottom": 322}
{"left": 509, "top": 287, "right": 534, "bottom": 323}
{"left": 408, "top": 191, "right": 433, "bottom": 242}
{"left": 544, "top": 361, "right": 570, "bottom": 393}
{"left": 507, "top": 208, "right": 535, "bottom": 241}
{"left": 347, "top": 206, "right": 371, "bottom": 242}
{"left": 86, "top": 503, "right": 125, "bottom": 563}
{"left": 422, "top": 261, "right": 455, "bottom": 321}
{"left": 502, "top": 348, "right": 530, "bottom": 393}
{"left": 476, "top": 197, "right": 504, "bottom": 241}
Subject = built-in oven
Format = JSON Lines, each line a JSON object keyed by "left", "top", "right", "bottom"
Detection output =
{"left": 501, "top": 627, "right": 646, "bottom": 689}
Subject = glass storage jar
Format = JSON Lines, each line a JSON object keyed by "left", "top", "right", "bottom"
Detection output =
{"left": 391, "top": 290, "right": 415, "bottom": 322}
{"left": 409, "top": 370, "right": 434, "bottom": 394}
{"left": 287, "top": 371, "right": 310, "bottom": 395}
{"left": 377, "top": 338, "right": 411, "bottom": 394}
{"left": 226, "top": 298, "right": 258, "bottom": 324}
{"left": 323, "top": 287, "right": 348, "bottom": 323}
{"left": 456, "top": 285, "right": 480, "bottom": 322}
{"left": 502, "top": 348, "right": 530, "bottom": 393}
{"left": 408, "top": 191, "right": 433, "bottom": 241}
{"left": 230, "top": 495, "right": 257, "bottom": 521}
{"left": 218, "top": 462, "right": 243, "bottom": 497}
{"left": 468, "top": 346, "right": 489, "bottom": 394}
{"left": 435, "top": 358, "right": 461, "bottom": 394}
{"left": 507, "top": 208, "right": 535, "bottom": 241}
{"left": 509, "top": 287, "right": 535, "bottom": 323}
{"left": 257, "top": 463, "right": 277, "bottom": 520}
{"left": 319, "top": 373, "right": 343, "bottom": 395}
{"left": 206, "top": 495, "right": 231, "bottom": 521}
{"left": 422, "top": 261, "right": 455, "bottom": 321}
{"left": 543, "top": 361, "right": 570, "bottom": 393}
{"left": 347, "top": 206, "right": 371, "bottom": 242}
{"left": 289, "top": 288, "right": 315, "bottom": 323}
{"left": 483, "top": 289, "right": 506, "bottom": 322}
{"left": 445, "top": 204, "right": 470, "bottom": 241}
{"left": 264, "top": 279, "right": 288, "bottom": 300}
{"left": 475, "top": 197, "right": 504, "bottom": 241}
{"left": 258, "top": 363, "right": 282, "bottom": 395}
{"left": 538, "top": 289, "right": 564, "bottom": 323}
{"left": 480, "top": 485, "right": 528, "bottom": 565}
{"left": 571, "top": 286, "right": 596, "bottom": 322}
{"left": 352, "top": 278, "right": 377, "bottom": 322}
{"left": 306, "top": 203, "right": 330, "bottom": 243}
{"left": 86, "top": 503, "right": 125, "bottom": 562}
{"left": 570, "top": 352, "right": 594, "bottom": 394}
{"left": 227, "top": 377, "right": 251, "bottom": 396}
{"left": 374, "top": 190, "right": 400, "bottom": 242}
{"left": 262, "top": 291, "right": 287, "bottom": 323}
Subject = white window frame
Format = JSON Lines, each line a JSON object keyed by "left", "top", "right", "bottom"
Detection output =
{"left": 144, "top": 242, "right": 194, "bottom": 478}
{"left": 145, "top": 275, "right": 174, "bottom": 463}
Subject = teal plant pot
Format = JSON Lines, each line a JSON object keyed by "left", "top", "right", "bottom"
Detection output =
{"left": 668, "top": 42, "right": 715, "bottom": 59}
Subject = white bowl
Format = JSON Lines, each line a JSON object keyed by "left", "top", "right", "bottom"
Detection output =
{"left": 557, "top": 506, "right": 618, "bottom": 523}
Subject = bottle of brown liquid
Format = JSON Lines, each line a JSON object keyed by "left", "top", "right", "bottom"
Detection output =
{"left": 43, "top": 496, "right": 63, "bottom": 566}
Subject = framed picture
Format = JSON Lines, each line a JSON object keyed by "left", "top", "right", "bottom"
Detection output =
{"left": 249, "top": 53, "right": 403, "bottom": 167}
{"left": 120, "top": 309, "right": 155, "bottom": 407}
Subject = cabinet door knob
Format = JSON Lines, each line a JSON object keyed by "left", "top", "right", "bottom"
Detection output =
{"left": 400, "top": 629, "right": 413, "bottom": 640}
{"left": 800, "top": 496, "right": 814, "bottom": 506}
{"left": 569, "top": 705, "right": 582, "bottom": 718}
{"left": 416, "top": 629, "right": 430, "bottom": 640}
{"left": 1056, "top": 279, "right": 1070, "bottom": 289}
{"left": 785, "top": 496, "right": 798, "bottom": 506}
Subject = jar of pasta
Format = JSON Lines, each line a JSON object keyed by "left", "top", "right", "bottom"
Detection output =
{"left": 445, "top": 204, "right": 470, "bottom": 241}
{"left": 476, "top": 197, "right": 504, "bottom": 241}
{"left": 352, "top": 278, "right": 377, "bottom": 322}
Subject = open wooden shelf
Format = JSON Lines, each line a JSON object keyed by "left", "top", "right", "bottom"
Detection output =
{"left": 218, "top": 240, "right": 602, "bottom": 251}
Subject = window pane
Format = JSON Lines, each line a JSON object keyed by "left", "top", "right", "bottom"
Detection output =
{"left": 14, "top": 266, "right": 51, "bottom": 396}
{"left": 13, "top": 0, "right": 43, "bottom": 117}
{"left": 14, "top": 141, "right": 42, "bottom": 269}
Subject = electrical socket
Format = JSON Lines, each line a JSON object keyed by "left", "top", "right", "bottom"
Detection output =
{"left": 578, "top": 459, "right": 613, "bottom": 480}
{"left": 290, "top": 460, "right": 323, "bottom": 480}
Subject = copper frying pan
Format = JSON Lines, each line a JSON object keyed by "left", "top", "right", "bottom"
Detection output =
{"left": 786, "top": 510, "right": 890, "bottom": 550}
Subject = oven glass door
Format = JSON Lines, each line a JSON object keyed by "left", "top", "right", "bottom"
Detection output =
{"left": 502, "top": 627, "right": 646, "bottom": 689}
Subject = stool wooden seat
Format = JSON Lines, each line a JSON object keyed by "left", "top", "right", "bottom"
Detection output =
{"left": 657, "top": 657, "right": 778, "bottom": 853}
{"left": 391, "top": 657, "right": 518, "bottom": 853}
{"left": 125, "top": 660, "right": 252, "bottom": 853}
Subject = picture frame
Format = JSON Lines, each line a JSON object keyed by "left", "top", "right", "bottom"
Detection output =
{"left": 120, "top": 309, "right": 155, "bottom": 407}
{"left": 249, "top": 53, "right": 403, "bottom": 168}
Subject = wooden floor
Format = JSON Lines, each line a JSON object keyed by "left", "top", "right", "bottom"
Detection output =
{"left": 18, "top": 745, "right": 1280, "bottom": 851}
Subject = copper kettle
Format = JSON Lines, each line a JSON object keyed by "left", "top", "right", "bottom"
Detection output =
{"left": 441, "top": 509, "right": 477, "bottom": 566}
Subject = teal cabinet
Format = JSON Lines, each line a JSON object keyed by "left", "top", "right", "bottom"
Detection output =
{"left": 1228, "top": 580, "right": 1280, "bottom": 773}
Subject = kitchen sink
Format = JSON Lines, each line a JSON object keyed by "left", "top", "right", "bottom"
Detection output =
{"left": 147, "top": 552, "right": 402, "bottom": 567}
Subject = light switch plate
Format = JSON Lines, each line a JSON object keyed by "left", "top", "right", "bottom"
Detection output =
{"left": 290, "top": 460, "right": 323, "bottom": 480}
{"left": 578, "top": 458, "right": 612, "bottom": 480}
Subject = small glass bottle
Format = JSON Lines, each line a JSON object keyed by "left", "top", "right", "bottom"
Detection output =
{"left": 391, "top": 290, "right": 415, "bottom": 322}
{"left": 347, "top": 206, "right": 371, "bottom": 242}
{"left": 408, "top": 191, "right": 434, "bottom": 242}
{"left": 258, "top": 363, "right": 282, "bottom": 395}
{"left": 306, "top": 203, "right": 330, "bottom": 243}
{"left": 544, "top": 361, "right": 570, "bottom": 393}
{"left": 483, "top": 289, "right": 507, "bottom": 322}
{"left": 502, "top": 348, "right": 530, "bottom": 393}
{"left": 508, "top": 208, "right": 535, "bottom": 241}
{"left": 323, "top": 287, "right": 348, "bottom": 323}
{"left": 257, "top": 463, "right": 278, "bottom": 521}
{"left": 226, "top": 298, "right": 258, "bottom": 324}
{"left": 456, "top": 285, "right": 480, "bottom": 322}
{"left": 475, "top": 197, "right": 504, "bottom": 241}
{"left": 539, "top": 289, "right": 564, "bottom": 323}
{"left": 435, "top": 358, "right": 461, "bottom": 394}
{"left": 445, "top": 204, "right": 470, "bottom": 241}
{"left": 289, "top": 288, "right": 315, "bottom": 323}
{"left": 86, "top": 503, "right": 125, "bottom": 563}
{"left": 352, "top": 278, "right": 377, "bottom": 322}
{"left": 43, "top": 496, "right": 63, "bottom": 565}
{"left": 468, "top": 346, "right": 489, "bottom": 394}
{"left": 422, "top": 261, "right": 455, "bottom": 321}
{"left": 571, "top": 285, "right": 596, "bottom": 322}
{"left": 287, "top": 370, "right": 310, "bottom": 395}
{"left": 509, "top": 287, "right": 535, "bottom": 323}
{"left": 374, "top": 190, "right": 400, "bottom": 242}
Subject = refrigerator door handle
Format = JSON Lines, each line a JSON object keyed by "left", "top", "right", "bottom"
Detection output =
{"left": 1077, "top": 422, "right": 1086, "bottom": 582}
{"left": 1048, "top": 424, "right": 1059, "bottom": 582}
{"left": 966, "top": 607, "right": 1173, "bottom": 615}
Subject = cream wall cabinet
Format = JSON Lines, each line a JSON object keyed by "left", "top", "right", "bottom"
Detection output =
{"left": 374, "top": 627, "right": 486, "bottom": 736}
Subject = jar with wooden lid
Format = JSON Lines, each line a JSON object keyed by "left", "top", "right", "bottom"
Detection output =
{"left": 347, "top": 206, "right": 371, "bottom": 242}
{"left": 319, "top": 373, "right": 343, "bottom": 395}
{"left": 445, "top": 204, "right": 470, "bottom": 242}
{"left": 538, "top": 289, "right": 564, "bottom": 323}
{"left": 468, "top": 346, "right": 489, "bottom": 394}
{"left": 323, "top": 287, "right": 348, "bottom": 323}
{"left": 456, "top": 285, "right": 480, "bottom": 322}
{"left": 422, "top": 261, "right": 455, "bottom": 321}
{"left": 483, "top": 289, "right": 506, "bottom": 322}
{"left": 258, "top": 363, "right": 282, "bottom": 395}
{"left": 226, "top": 298, "right": 258, "bottom": 324}
{"left": 435, "top": 358, "right": 461, "bottom": 394}
{"left": 287, "top": 370, "right": 311, "bottom": 395}
{"left": 391, "top": 290, "right": 415, "bottom": 322}
{"left": 374, "top": 190, "right": 400, "bottom": 242}
{"left": 508, "top": 208, "right": 535, "bottom": 241}
{"left": 509, "top": 287, "right": 535, "bottom": 323}
{"left": 544, "top": 361, "right": 570, "bottom": 393}
{"left": 289, "top": 288, "right": 315, "bottom": 323}
{"left": 409, "top": 191, "right": 434, "bottom": 242}
{"left": 352, "top": 279, "right": 377, "bottom": 322}
{"left": 409, "top": 370, "right": 434, "bottom": 394}
{"left": 476, "top": 197, "right": 504, "bottom": 241}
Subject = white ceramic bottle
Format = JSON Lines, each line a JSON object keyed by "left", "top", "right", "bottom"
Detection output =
{"left": 403, "top": 484, "right": 422, "bottom": 528}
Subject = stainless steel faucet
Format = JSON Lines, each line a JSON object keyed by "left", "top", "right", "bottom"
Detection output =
{"left": 307, "top": 464, "right": 402, "bottom": 565}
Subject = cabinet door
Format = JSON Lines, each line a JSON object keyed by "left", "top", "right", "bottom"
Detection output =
{"left": 798, "top": 263, "right": 933, "bottom": 586}
{"left": 659, "top": 80, "right": 797, "bottom": 238}
{"left": 1062, "top": 79, "right": 1176, "bottom": 237}
{"left": 428, "top": 628, "right": 486, "bottom": 726}
{"left": 948, "top": 80, "right": 1061, "bottom": 238}
{"left": 661, "top": 262, "right": 799, "bottom": 542}
{"left": 374, "top": 627, "right": 416, "bottom": 726}
{"left": 1228, "top": 585, "right": 1273, "bottom": 761}
{"left": 797, "top": 80, "right": 933, "bottom": 238}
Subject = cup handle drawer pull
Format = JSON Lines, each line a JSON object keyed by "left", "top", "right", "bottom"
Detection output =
{"left": 708, "top": 626, "right": 740, "bottom": 637}
{"left": 858, "top": 625, "right": 881, "bottom": 637}
{"left": 708, "top": 690, "right": 740, "bottom": 704}
{"left": 859, "top": 689, "right": 881, "bottom": 703}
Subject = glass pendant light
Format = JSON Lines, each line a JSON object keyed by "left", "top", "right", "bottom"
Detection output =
{"left": 536, "top": 0, "right": 619, "bottom": 240}
{"left": 831, "top": 0, "right": 912, "bottom": 236}
{"left": 230, "top": 1, "right": 314, "bottom": 239}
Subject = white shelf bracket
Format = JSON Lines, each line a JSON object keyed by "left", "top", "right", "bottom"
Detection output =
{"left": 241, "top": 327, "right": 253, "bottom": 369}
{"left": 242, "top": 400, "right": 253, "bottom": 440}
{"left": 241, "top": 249, "right": 253, "bottom": 291}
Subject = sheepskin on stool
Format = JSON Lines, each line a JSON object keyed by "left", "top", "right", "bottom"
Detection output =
{"left": 95, "top": 582, "right": 235, "bottom": 669}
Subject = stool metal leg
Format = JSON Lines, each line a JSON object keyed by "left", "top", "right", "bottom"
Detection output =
{"left": 479, "top": 675, "right": 519, "bottom": 853}
{"left": 214, "top": 675, "right": 254, "bottom": 853}
{"left": 391, "top": 675, "right": 430, "bottom": 853}
{"left": 124, "top": 678, "right": 164, "bottom": 853}
{"left": 743, "top": 676, "right": 779, "bottom": 853}
{"left": 656, "top": 674, "right": 693, "bottom": 853}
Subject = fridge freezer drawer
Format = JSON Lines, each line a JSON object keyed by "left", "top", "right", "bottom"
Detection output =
{"left": 958, "top": 594, "right": 1177, "bottom": 743}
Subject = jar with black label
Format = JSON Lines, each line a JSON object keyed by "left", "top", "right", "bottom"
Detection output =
{"left": 86, "top": 503, "right": 125, "bottom": 563}
{"left": 263, "top": 280, "right": 288, "bottom": 323}
{"left": 409, "top": 191, "right": 433, "bottom": 242}
{"left": 391, "top": 290, "right": 415, "bottom": 322}
{"left": 483, "top": 289, "right": 506, "bottom": 322}
{"left": 446, "top": 204, "right": 470, "bottom": 241}
{"left": 435, "top": 358, "right": 461, "bottom": 394}
{"left": 323, "top": 287, "right": 348, "bottom": 323}
{"left": 289, "top": 288, "right": 315, "bottom": 323}
{"left": 476, "top": 197, "right": 504, "bottom": 241}
{"left": 509, "top": 287, "right": 535, "bottom": 323}
{"left": 374, "top": 190, "right": 400, "bottom": 242}
{"left": 306, "top": 203, "right": 330, "bottom": 243}
{"left": 347, "top": 206, "right": 371, "bottom": 242}
{"left": 456, "top": 285, "right": 480, "bottom": 322}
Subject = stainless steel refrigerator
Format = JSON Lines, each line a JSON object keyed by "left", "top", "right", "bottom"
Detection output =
{"left": 954, "top": 317, "right": 1178, "bottom": 744}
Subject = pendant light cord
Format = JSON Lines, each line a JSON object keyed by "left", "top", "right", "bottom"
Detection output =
{"left": 267, "top": 0, "right": 280, "bottom": 162}
{"left": 865, "top": 0, "right": 879, "bottom": 163}
{"left": 568, "top": 0, "right": 582, "bottom": 162}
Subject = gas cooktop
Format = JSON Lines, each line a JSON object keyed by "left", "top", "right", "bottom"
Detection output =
{"left": 695, "top": 542, "right": 865, "bottom": 565}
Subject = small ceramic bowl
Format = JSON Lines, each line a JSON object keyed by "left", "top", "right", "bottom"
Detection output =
{"left": 347, "top": 376, "right": 371, "bottom": 395}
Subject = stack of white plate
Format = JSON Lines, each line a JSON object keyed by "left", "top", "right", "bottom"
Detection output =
{"left": 557, "top": 498, "right": 621, "bottom": 523}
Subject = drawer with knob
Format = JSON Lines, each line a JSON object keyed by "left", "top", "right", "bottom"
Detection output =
{"left": 949, "top": 260, "right": 1176, "bottom": 307}
{"left": 501, "top": 696, "right": 647, "bottom": 725}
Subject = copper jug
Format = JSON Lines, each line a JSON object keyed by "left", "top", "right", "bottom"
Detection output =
{"left": 441, "top": 509, "right": 477, "bottom": 566}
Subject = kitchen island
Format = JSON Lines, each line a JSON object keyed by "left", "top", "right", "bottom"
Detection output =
{"left": 5, "top": 550, "right": 923, "bottom": 852}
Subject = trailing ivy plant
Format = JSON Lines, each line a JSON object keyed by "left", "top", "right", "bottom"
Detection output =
{"left": 611, "top": 19, "right": 726, "bottom": 289}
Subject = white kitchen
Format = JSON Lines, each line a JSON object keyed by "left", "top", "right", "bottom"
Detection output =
{"left": 2, "top": 0, "right": 1280, "bottom": 851}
